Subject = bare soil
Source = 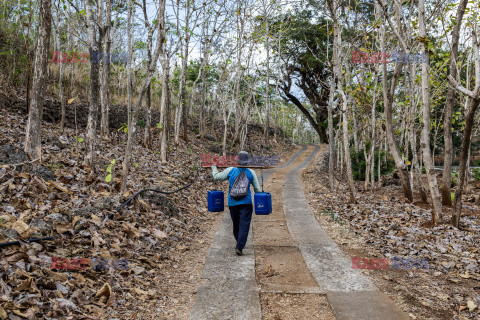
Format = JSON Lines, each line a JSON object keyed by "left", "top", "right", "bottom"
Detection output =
{"left": 260, "top": 293, "right": 336, "bottom": 320}
{"left": 253, "top": 146, "right": 337, "bottom": 320}
{"left": 255, "top": 245, "right": 319, "bottom": 290}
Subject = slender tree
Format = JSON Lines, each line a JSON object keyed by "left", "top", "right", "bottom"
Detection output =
{"left": 441, "top": 0, "right": 468, "bottom": 205}
{"left": 25, "top": 0, "right": 52, "bottom": 160}
{"left": 84, "top": 0, "right": 103, "bottom": 166}
{"left": 418, "top": 0, "right": 442, "bottom": 224}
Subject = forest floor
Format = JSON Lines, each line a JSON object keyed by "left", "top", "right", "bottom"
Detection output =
{"left": 1, "top": 96, "right": 478, "bottom": 320}
{"left": 303, "top": 150, "right": 480, "bottom": 320}
{"left": 0, "top": 99, "right": 297, "bottom": 319}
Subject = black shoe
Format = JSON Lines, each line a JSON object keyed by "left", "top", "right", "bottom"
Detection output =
{"left": 235, "top": 249, "right": 243, "bottom": 256}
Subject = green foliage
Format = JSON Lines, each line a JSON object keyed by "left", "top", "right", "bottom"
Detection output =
{"left": 118, "top": 123, "right": 128, "bottom": 133}
{"left": 471, "top": 159, "right": 480, "bottom": 167}
{"left": 0, "top": 22, "right": 31, "bottom": 87}
{"left": 137, "top": 119, "right": 145, "bottom": 128}
{"left": 46, "top": 163, "right": 63, "bottom": 171}
{"left": 350, "top": 148, "right": 395, "bottom": 181}
{"left": 266, "top": 10, "right": 334, "bottom": 142}
{"left": 473, "top": 168, "right": 480, "bottom": 181}
{"left": 105, "top": 159, "right": 116, "bottom": 183}
{"left": 451, "top": 172, "right": 458, "bottom": 187}
{"left": 319, "top": 209, "right": 344, "bottom": 225}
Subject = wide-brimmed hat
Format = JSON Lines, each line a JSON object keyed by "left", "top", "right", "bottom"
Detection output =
{"left": 236, "top": 151, "right": 251, "bottom": 165}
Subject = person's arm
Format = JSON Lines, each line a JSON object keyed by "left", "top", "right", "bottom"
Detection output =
{"left": 211, "top": 166, "right": 233, "bottom": 181}
{"left": 250, "top": 169, "right": 262, "bottom": 193}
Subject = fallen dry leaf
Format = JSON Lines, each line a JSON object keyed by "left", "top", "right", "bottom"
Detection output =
{"left": 467, "top": 300, "right": 477, "bottom": 312}
{"left": 12, "top": 219, "right": 29, "bottom": 236}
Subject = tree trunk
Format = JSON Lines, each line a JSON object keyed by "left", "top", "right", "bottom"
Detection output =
{"left": 100, "top": 0, "right": 113, "bottom": 139}
{"left": 121, "top": 0, "right": 134, "bottom": 193}
{"left": 180, "top": 5, "right": 191, "bottom": 143}
{"left": 199, "top": 54, "right": 208, "bottom": 137}
{"left": 378, "top": 13, "right": 413, "bottom": 202}
{"left": 55, "top": 4, "right": 66, "bottom": 130}
{"left": 418, "top": 0, "right": 442, "bottom": 224}
{"left": 408, "top": 61, "right": 428, "bottom": 203}
{"left": 121, "top": 0, "right": 166, "bottom": 192}
{"left": 24, "top": 0, "right": 51, "bottom": 160}
{"left": 84, "top": 0, "right": 102, "bottom": 167}
{"left": 364, "top": 133, "right": 370, "bottom": 190}
{"left": 331, "top": 13, "right": 354, "bottom": 202}
{"left": 144, "top": 83, "right": 152, "bottom": 147}
{"left": 327, "top": 71, "right": 336, "bottom": 190}
{"left": 339, "top": 88, "right": 356, "bottom": 203}
{"left": 160, "top": 60, "right": 170, "bottom": 163}
{"left": 442, "top": 0, "right": 468, "bottom": 205}
{"left": 234, "top": 2, "right": 243, "bottom": 141}
{"left": 264, "top": 18, "right": 270, "bottom": 146}
{"left": 453, "top": 98, "right": 480, "bottom": 227}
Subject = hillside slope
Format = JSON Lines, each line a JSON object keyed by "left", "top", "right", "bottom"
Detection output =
{"left": 0, "top": 100, "right": 298, "bottom": 319}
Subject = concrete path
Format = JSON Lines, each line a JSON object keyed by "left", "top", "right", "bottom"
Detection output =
{"left": 283, "top": 146, "right": 408, "bottom": 320}
{"left": 190, "top": 145, "right": 408, "bottom": 319}
{"left": 189, "top": 146, "right": 307, "bottom": 319}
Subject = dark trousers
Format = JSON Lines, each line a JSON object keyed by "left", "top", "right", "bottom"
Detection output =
{"left": 229, "top": 204, "right": 253, "bottom": 250}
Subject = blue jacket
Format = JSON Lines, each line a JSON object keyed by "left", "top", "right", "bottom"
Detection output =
{"left": 211, "top": 166, "right": 261, "bottom": 206}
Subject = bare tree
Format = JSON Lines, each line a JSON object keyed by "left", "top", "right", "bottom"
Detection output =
{"left": 449, "top": 32, "right": 480, "bottom": 227}
{"left": 441, "top": 0, "right": 467, "bottom": 205}
{"left": 25, "top": 0, "right": 52, "bottom": 160}
{"left": 376, "top": 0, "right": 414, "bottom": 202}
{"left": 84, "top": 0, "right": 103, "bottom": 166}
{"left": 328, "top": 0, "right": 355, "bottom": 202}
{"left": 100, "top": 0, "right": 114, "bottom": 139}
{"left": 418, "top": 0, "right": 442, "bottom": 224}
{"left": 121, "top": 0, "right": 166, "bottom": 192}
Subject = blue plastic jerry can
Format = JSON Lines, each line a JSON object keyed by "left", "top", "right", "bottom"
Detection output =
{"left": 208, "top": 190, "right": 224, "bottom": 212}
{"left": 254, "top": 192, "right": 272, "bottom": 215}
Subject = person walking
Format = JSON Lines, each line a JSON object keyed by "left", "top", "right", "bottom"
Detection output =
{"left": 211, "top": 151, "right": 261, "bottom": 255}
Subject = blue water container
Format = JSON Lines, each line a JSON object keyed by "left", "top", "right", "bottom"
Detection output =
{"left": 254, "top": 192, "right": 272, "bottom": 215}
{"left": 208, "top": 190, "right": 224, "bottom": 212}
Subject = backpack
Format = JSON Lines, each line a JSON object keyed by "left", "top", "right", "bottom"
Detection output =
{"left": 229, "top": 168, "right": 250, "bottom": 199}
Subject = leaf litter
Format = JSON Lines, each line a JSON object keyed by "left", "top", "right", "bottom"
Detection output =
{"left": 0, "top": 104, "right": 297, "bottom": 319}
{"left": 303, "top": 149, "right": 480, "bottom": 320}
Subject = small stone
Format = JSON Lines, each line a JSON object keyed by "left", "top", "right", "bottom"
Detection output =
{"left": 31, "top": 242, "right": 43, "bottom": 251}
{"left": 30, "top": 219, "right": 51, "bottom": 232}
{"left": 32, "top": 166, "right": 56, "bottom": 181}
{"left": 72, "top": 206, "right": 96, "bottom": 218}
{"left": 0, "top": 228, "right": 19, "bottom": 240}
{"left": 204, "top": 134, "right": 216, "bottom": 141}
{"left": 0, "top": 144, "right": 29, "bottom": 171}
{"left": 45, "top": 213, "right": 67, "bottom": 223}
